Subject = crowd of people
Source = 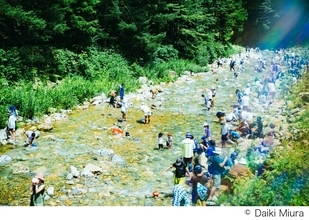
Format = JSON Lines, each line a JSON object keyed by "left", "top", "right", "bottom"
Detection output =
{"left": 164, "top": 47, "right": 308, "bottom": 206}
{"left": 3, "top": 46, "right": 307, "bottom": 207}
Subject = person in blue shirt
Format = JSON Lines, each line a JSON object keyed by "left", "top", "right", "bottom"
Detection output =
{"left": 119, "top": 83, "right": 125, "bottom": 100}
{"left": 206, "top": 140, "right": 216, "bottom": 158}
{"left": 207, "top": 148, "right": 228, "bottom": 202}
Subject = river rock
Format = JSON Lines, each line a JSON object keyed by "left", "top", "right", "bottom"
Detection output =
{"left": 70, "top": 166, "right": 80, "bottom": 178}
{"left": 12, "top": 163, "right": 30, "bottom": 174}
{"left": 46, "top": 186, "right": 55, "bottom": 196}
{"left": 38, "top": 123, "right": 53, "bottom": 131}
{"left": 97, "top": 148, "right": 115, "bottom": 158}
{"left": 83, "top": 163, "right": 102, "bottom": 173}
{"left": 111, "top": 154, "right": 126, "bottom": 166}
{"left": 0, "top": 155, "right": 13, "bottom": 166}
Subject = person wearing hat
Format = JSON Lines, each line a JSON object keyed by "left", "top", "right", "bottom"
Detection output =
{"left": 225, "top": 152, "right": 239, "bottom": 168}
{"left": 227, "top": 158, "right": 253, "bottom": 179}
{"left": 162, "top": 158, "right": 190, "bottom": 185}
{"left": 166, "top": 133, "right": 173, "bottom": 149}
{"left": 190, "top": 165, "right": 208, "bottom": 206}
{"left": 120, "top": 98, "right": 128, "bottom": 121}
{"left": 30, "top": 173, "right": 45, "bottom": 206}
{"left": 203, "top": 123, "right": 211, "bottom": 142}
{"left": 181, "top": 133, "right": 195, "bottom": 172}
{"left": 207, "top": 148, "right": 228, "bottom": 202}
{"left": 141, "top": 103, "right": 151, "bottom": 124}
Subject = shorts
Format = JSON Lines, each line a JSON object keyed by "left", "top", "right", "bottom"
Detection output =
{"left": 144, "top": 111, "right": 151, "bottom": 116}
{"left": 121, "top": 111, "right": 126, "bottom": 114}
{"left": 174, "top": 177, "right": 186, "bottom": 185}
{"left": 213, "top": 174, "right": 221, "bottom": 189}
{"left": 221, "top": 134, "right": 228, "bottom": 141}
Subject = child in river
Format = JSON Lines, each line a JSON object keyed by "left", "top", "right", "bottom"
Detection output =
{"left": 166, "top": 133, "right": 173, "bottom": 149}
{"left": 158, "top": 132, "right": 164, "bottom": 150}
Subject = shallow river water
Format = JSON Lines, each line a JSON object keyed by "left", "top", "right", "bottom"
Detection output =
{"left": 0, "top": 50, "right": 282, "bottom": 206}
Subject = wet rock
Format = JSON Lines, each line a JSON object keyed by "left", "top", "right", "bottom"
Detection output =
{"left": 290, "top": 108, "right": 300, "bottom": 115}
{"left": 38, "top": 123, "right": 53, "bottom": 131}
{"left": 97, "top": 148, "right": 115, "bottom": 159}
{"left": 111, "top": 154, "right": 126, "bottom": 166}
{"left": 46, "top": 186, "right": 55, "bottom": 196}
{"left": 83, "top": 163, "right": 102, "bottom": 173}
{"left": 0, "top": 155, "right": 13, "bottom": 166}
{"left": 42, "top": 134, "right": 56, "bottom": 141}
{"left": 12, "top": 163, "right": 30, "bottom": 174}
{"left": 81, "top": 170, "right": 95, "bottom": 178}
{"left": 139, "top": 77, "right": 148, "bottom": 85}
{"left": 70, "top": 166, "right": 80, "bottom": 178}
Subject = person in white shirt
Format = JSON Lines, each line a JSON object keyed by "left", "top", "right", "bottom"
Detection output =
{"left": 233, "top": 106, "right": 242, "bottom": 121}
{"left": 242, "top": 94, "right": 250, "bottom": 111}
{"left": 7, "top": 114, "right": 16, "bottom": 139}
{"left": 121, "top": 99, "right": 128, "bottom": 121}
{"left": 221, "top": 120, "right": 230, "bottom": 148}
{"left": 25, "top": 130, "right": 40, "bottom": 146}
{"left": 240, "top": 110, "right": 253, "bottom": 123}
{"left": 267, "top": 80, "right": 276, "bottom": 103}
{"left": 181, "top": 133, "right": 195, "bottom": 172}
{"left": 244, "top": 84, "right": 251, "bottom": 96}
{"left": 141, "top": 103, "right": 151, "bottom": 124}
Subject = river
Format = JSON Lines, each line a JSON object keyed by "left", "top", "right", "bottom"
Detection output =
{"left": 0, "top": 49, "right": 296, "bottom": 206}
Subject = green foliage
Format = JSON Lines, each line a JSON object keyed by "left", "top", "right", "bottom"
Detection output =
{"left": 0, "top": 48, "right": 23, "bottom": 81}
{"left": 152, "top": 45, "right": 179, "bottom": 64}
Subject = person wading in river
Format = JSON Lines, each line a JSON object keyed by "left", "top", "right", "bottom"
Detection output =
{"left": 162, "top": 158, "right": 191, "bottom": 185}
{"left": 30, "top": 173, "right": 45, "bottom": 206}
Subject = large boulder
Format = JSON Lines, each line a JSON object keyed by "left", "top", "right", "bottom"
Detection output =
{"left": 38, "top": 123, "right": 53, "bottom": 131}
{"left": 0, "top": 155, "right": 13, "bottom": 166}
{"left": 111, "top": 154, "right": 126, "bottom": 166}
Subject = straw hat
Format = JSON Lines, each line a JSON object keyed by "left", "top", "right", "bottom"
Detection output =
{"left": 239, "top": 158, "right": 248, "bottom": 165}
{"left": 35, "top": 173, "right": 44, "bottom": 181}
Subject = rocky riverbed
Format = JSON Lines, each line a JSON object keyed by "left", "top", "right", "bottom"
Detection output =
{"left": 0, "top": 48, "right": 307, "bottom": 206}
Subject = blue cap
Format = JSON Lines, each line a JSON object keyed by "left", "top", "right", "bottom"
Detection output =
{"left": 185, "top": 133, "right": 193, "bottom": 138}
{"left": 195, "top": 165, "right": 202, "bottom": 174}
{"left": 231, "top": 152, "right": 238, "bottom": 158}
